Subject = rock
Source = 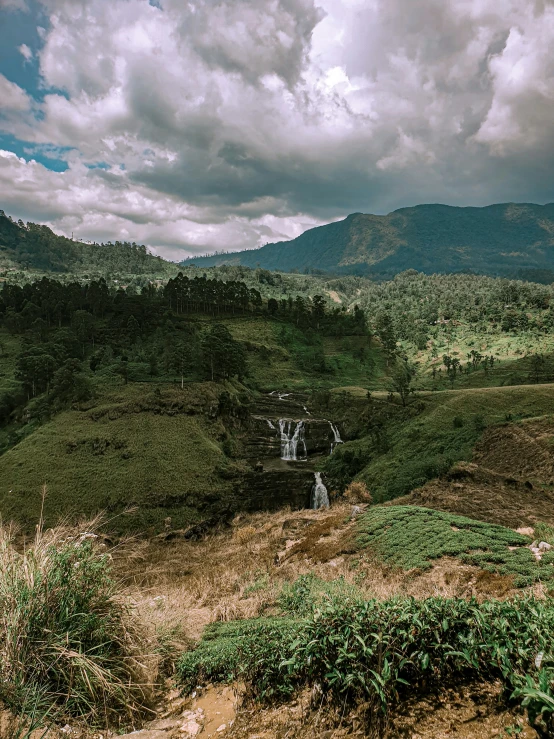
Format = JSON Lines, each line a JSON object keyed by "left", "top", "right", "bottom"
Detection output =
{"left": 517, "top": 527, "right": 534, "bottom": 537}
{"left": 216, "top": 724, "right": 227, "bottom": 732}
{"left": 350, "top": 505, "right": 362, "bottom": 519}
{"left": 146, "top": 718, "right": 180, "bottom": 731}
{"left": 539, "top": 541, "right": 552, "bottom": 551}
{"left": 180, "top": 719, "right": 202, "bottom": 736}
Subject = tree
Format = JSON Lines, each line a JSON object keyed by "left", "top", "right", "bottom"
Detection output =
{"left": 201, "top": 324, "right": 246, "bottom": 381}
{"left": 115, "top": 358, "right": 129, "bottom": 385}
{"left": 389, "top": 360, "right": 417, "bottom": 406}
{"left": 267, "top": 298, "right": 278, "bottom": 316}
{"left": 375, "top": 312, "right": 397, "bottom": 358}
{"left": 50, "top": 359, "right": 92, "bottom": 404}
{"left": 16, "top": 348, "right": 57, "bottom": 397}
{"left": 71, "top": 310, "right": 96, "bottom": 357}
{"left": 148, "top": 353, "right": 159, "bottom": 377}
{"left": 529, "top": 353, "right": 546, "bottom": 384}
{"left": 169, "top": 340, "right": 192, "bottom": 388}
{"left": 312, "top": 295, "right": 326, "bottom": 329}
{"left": 126, "top": 315, "right": 141, "bottom": 344}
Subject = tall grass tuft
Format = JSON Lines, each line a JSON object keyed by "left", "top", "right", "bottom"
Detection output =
{"left": 0, "top": 513, "right": 152, "bottom": 729}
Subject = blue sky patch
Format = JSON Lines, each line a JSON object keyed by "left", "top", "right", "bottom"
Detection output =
{"left": 0, "top": 134, "right": 70, "bottom": 172}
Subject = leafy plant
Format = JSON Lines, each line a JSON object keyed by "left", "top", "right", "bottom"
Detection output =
{"left": 177, "top": 588, "right": 554, "bottom": 729}
{"left": 512, "top": 668, "right": 554, "bottom": 737}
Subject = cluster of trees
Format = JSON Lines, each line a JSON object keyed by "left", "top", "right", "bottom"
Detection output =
{"left": 0, "top": 272, "right": 367, "bottom": 429}
{"left": 358, "top": 271, "right": 554, "bottom": 349}
{"left": 0, "top": 211, "right": 175, "bottom": 275}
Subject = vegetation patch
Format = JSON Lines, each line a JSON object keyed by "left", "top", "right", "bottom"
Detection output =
{"left": 0, "top": 520, "right": 149, "bottom": 729}
{"left": 177, "top": 618, "right": 302, "bottom": 699}
{"left": 356, "top": 505, "right": 554, "bottom": 587}
{"left": 176, "top": 580, "right": 554, "bottom": 733}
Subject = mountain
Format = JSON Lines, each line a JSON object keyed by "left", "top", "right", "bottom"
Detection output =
{"left": 0, "top": 210, "right": 176, "bottom": 275}
{"left": 183, "top": 202, "right": 554, "bottom": 279}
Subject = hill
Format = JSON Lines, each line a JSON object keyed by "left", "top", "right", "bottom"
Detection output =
{"left": 184, "top": 202, "right": 554, "bottom": 279}
{"left": 0, "top": 210, "right": 177, "bottom": 277}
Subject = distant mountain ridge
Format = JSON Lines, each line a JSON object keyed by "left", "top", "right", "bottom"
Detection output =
{"left": 183, "top": 202, "right": 554, "bottom": 279}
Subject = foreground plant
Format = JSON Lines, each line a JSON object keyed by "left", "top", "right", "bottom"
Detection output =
{"left": 177, "top": 582, "right": 554, "bottom": 732}
{"left": 0, "top": 516, "right": 151, "bottom": 728}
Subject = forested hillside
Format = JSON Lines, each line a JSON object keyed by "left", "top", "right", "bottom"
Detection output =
{"left": 184, "top": 202, "right": 554, "bottom": 279}
{"left": 0, "top": 210, "right": 177, "bottom": 277}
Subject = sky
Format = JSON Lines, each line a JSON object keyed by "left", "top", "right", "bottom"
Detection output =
{"left": 1, "top": 0, "right": 554, "bottom": 261}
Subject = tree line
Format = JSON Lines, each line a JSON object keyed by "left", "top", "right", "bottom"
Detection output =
{"left": 0, "top": 273, "right": 367, "bottom": 431}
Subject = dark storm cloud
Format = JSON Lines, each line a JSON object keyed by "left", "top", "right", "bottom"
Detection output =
{"left": 1, "top": 0, "right": 554, "bottom": 256}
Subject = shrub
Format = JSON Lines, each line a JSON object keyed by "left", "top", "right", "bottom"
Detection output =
{"left": 512, "top": 668, "right": 554, "bottom": 738}
{"left": 277, "top": 573, "right": 363, "bottom": 617}
{"left": 379, "top": 455, "right": 454, "bottom": 500}
{"left": 177, "top": 618, "right": 303, "bottom": 698}
{"left": 177, "top": 588, "right": 554, "bottom": 727}
{"left": 0, "top": 520, "right": 150, "bottom": 728}
{"left": 533, "top": 522, "right": 554, "bottom": 547}
{"left": 344, "top": 481, "right": 372, "bottom": 504}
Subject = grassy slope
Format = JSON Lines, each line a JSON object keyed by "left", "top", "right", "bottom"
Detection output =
{"left": 0, "top": 315, "right": 383, "bottom": 532}
{"left": 409, "top": 326, "right": 554, "bottom": 390}
{"left": 223, "top": 316, "right": 381, "bottom": 389}
{"left": 330, "top": 384, "right": 554, "bottom": 501}
{"left": 0, "top": 383, "right": 233, "bottom": 533}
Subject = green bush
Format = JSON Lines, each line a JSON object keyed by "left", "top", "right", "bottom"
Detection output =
{"left": 278, "top": 573, "right": 363, "bottom": 616}
{"left": 177, "top": 589, "right": 554, "bottom": 723}
{"left": 512, "top": 668, "right": 554, "bottom": 738}
{"left": 177, "top": 618, "right": 303, "bottom": 698}
{"left": 355, "top": 506, "right": 549, "bottom": 587}
{"left": 378, "top": 455, "right": 454, "bottom": 499}
{"left": 0, "top": 522, "right": 149, "bottom": 727}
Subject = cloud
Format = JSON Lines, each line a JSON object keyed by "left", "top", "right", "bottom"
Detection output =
{"left": 0, "top": 74, "right": 32, "bottom": 111}
{"left": 18, "top": 43, "right": 33, "bottom": 61}
{"left": 1, "top": 0, "right": 554, "bottom": 258}
{"left": 0, "top": 0, "right": 29, "bottom": 9}
{"left": 0, "top": 148, "right": 322, "bottom": 253}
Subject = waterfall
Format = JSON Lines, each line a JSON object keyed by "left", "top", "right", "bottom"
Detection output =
{"left": 312, "top": 472, "right": 330, "bottom": 509}
{"left": 266, "top": 419, "right": 275, "bottom": 429}
{"left": 329, "top": 422, "right": 343, "bottom": 454}
{"left": 279, "top": 419, "right": 307, "bottom": 461}
{"left": 303, "top": 405, "right": 311, "bottom": 416}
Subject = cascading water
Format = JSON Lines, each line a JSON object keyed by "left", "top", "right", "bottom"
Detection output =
{"left": 266, "top": 419, "right": 276, "bottom": 429}
{"left": 279, "top": 419, "right": 307, "bottom": 461}
{"left": 312, "top": 472, "right": 329, "bottom": 509}
{"left": 329, "top": 422, "right": 343, "bottom": 454}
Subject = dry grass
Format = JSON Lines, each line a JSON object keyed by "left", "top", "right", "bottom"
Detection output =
{"left": 113, "top": 500, "right": 524, "bottom": 669}
{"left": 0, "top": 511, "right": 154, "bottom": 731}
{"left": 344, "top": 481, "right": 372, "bottom": 504}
